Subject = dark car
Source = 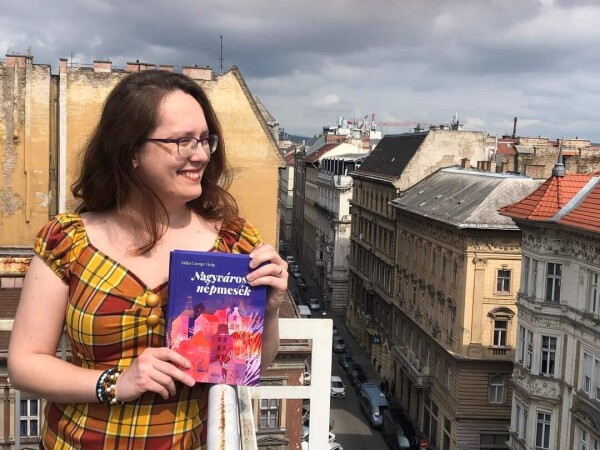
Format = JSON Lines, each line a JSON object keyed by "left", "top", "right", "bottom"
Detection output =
{"left": 332, "top": 336, "right": 346, "bottom": 353}
{"left": 338, "top": 354, "right": 354, "bottom": 371}
{"left": 348, "top": 364, "right": 368, "bottom": 390}
{"left": 382, "top": 401, "right": 428, "bottom": 450}
{"left": 296, "top": 277, "right": 308, "bottom": 290}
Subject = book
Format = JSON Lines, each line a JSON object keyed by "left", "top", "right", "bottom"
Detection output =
{"left": 166, "top": 250, "right": 267, "bottom": 386}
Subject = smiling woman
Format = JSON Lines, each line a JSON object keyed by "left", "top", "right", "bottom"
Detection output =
{"left": 7, "top": 70, "right": 288, "bottom": 450}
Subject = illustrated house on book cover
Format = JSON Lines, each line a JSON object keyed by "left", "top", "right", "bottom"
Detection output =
{"left": 166, "top": 250, "right": 267, "bottom": 386}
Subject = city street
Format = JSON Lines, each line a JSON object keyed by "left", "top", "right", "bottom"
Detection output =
{"left": 288, "top": 260, "right": 388, "bottom": 450}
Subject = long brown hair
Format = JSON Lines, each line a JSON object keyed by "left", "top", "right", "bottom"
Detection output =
{"left": 71, "top": 70, "right": 240, "bottom": 254}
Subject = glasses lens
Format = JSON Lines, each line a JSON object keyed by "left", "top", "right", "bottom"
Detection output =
{"left": 178, "top": 138, "right": 196, "bottom": 157}
{"left": 206, "top": 135, "right": 218, "bottom": 154}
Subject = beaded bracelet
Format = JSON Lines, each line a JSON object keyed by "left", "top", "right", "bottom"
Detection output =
{"left": 95, "top": 368, "right": 123, "bottom": 405}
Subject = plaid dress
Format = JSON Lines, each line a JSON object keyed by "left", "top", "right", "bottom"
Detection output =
{"left": 35, "top": 213, "right": 262, "bottom": 450}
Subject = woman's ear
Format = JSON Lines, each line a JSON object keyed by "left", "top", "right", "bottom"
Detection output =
{"left": 132, "top": 154, "right": 139, "bottom": 169}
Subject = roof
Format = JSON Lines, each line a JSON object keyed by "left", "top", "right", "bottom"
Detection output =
{"left": 500, "top": 173, "right": 595, "bottom": 221}
{"left": 352, "top": 133, "right": 428, "bottom": 181}
{"left": 391, "top": 167, "right": 543, "bottom": 229}
{"left": 497, "top": 142, "right": 516, "bottom": 155}
{"left": 304, "top": 143, "right": 340, "bottom": 163}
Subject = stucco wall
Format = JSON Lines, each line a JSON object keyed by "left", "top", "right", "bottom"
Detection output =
{"left": 0, "top": 58, "right": 53, "bottom": 247}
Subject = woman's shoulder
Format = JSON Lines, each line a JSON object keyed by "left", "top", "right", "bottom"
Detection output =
{"left": 217, "top": 218, "right": 262, "bottom": 254}
{"left": 36, "top": 212, "right": 85, "bottom": 244}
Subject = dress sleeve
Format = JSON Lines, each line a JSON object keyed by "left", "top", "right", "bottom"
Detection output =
{"left": 33, "top": 213, "right": 85, "bottom": 282}
{"left": 217, "top": 219, "right": 263, "bottom": 254}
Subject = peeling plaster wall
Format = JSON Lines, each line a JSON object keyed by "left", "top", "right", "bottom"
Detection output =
{"left": 0, "top": 58, "right": 52, "bottom": 247}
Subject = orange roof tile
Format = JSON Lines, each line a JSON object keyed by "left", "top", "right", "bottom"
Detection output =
{"left": 500, "top": 173, "right": 594, "bottom": 221}
{"left": 497, "top": 142, "right": 515, "bottom": 155}
{"left": 559, "top": 181, "right": 600, "bottom": 233}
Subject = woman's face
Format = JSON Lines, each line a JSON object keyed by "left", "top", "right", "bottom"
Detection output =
{"left": 134, "top": 89, "right": 211, "bottom": 209}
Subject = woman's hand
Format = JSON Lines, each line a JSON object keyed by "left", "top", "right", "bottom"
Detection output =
{"left": 246, "top": 243, "right": 287, "bottom": 314}
{"left": 115, "top": 347, "right": 196, "bottom": 402}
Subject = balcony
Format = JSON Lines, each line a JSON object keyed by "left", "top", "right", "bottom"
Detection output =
{"left": 392, "top": 345, "right": 432, "bottom": 389}
{"left": 483, "top": 346, "right": 515, "bottom": 360}
{"left": 512, "top": 365, "right": 562, "bottom": 404}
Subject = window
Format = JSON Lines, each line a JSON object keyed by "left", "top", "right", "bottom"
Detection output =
{"left": 452, "top": 260, "right": 458, "bottom": 285}
{"left": 583, "top": 353, "right": 593, "bottom": 394}
{"left": 545, "top": 263, "right": 562, "bottom": 302}
{"left": 449, "top": 304, "right": 456, "bottom": 338}
{"left": 497, "top": 269, "right": 511, "bottom": 294}
{"left": 259, "top": 399, "right": 279, "bottom": 429}
{"left": 596, "top": 359, "right": 600, "bottom": 401}
{"left": 447, "top": 366, "right": 452, "bottom": 390}
{"left": 442, "top": 417, "right": 451, "bottom": 450}
{"left": 588, "top": 270, "right": 599, "bottom": 315}
{"left": 489, "top": 375, "right": 505, "bottom": 404}
{"left": 518, "top": 326, "right": 534, "bottom": 370}
{"left": 429, "top": 293, "right": 436, "bottom": 319}
{"left": 480, "top": 433, "right": 509, "bottom": 449}
{"left": 579, "top": 426, "right": 600, "bottom": 450}
{"left": 493, "top": 320, "right": 508, "bottom": 347}
{"left": 431, "top": 249, "right": 437, "bottom": 274}
{"left": 540, "top": 336, "right": 557, "bottom": 376}
{"left": 531, "top": 259, "right": 538, "bottom": 297}
{"left": 442, "top": 254, "right": 447, "bottom": 279}
{"left": 522, "top": 256, "right": 530, "bottom": 295}
{"left": 515, "top": 398, "right": 529, "bottom": 440}
{"left": 19, "top": 399, "right": 40, "bottom": 438}
{"left": 535, "top": 411, "right": 552, "bottom": 450}
{"left": 423, "top": 393, "right": 438, "bottom": 448}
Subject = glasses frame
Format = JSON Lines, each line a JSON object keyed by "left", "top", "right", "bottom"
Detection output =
{"left": 144, "top": 134, "right": 219, "bottom": 158}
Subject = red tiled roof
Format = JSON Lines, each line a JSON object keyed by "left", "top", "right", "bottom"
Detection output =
{"left": 559, "top": 181, "right": 600, "bottom": 232}
{"left": 500, "top": 174, "right": 594, "bottom": 221}
{"left": 497, "top": 142, "right": 516, "bottom": 155}
{"left": 304, "top": 143, "right": 339, "bottom": 163}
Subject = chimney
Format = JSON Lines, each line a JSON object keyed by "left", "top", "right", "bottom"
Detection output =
{"left": 461, "top": 158, "right": 471, "bottom": 169}
{"left": 182, "top": 65, "right": 212, "bottom": 80}
{"left": 93, "top": 59, "right": 112, "bottom": 73}
{"left": 512, "top": 117, "right": 518, "bottom": 138}
{"left": 159, "top": 65, "right": 175, "bottom": 72}
{"left": 126, "top": 61, "right": 157, "bottom": 72}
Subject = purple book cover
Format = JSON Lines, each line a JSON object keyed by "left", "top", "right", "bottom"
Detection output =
{"left": 166, "top": 250, "right": 267, "bottom": 386}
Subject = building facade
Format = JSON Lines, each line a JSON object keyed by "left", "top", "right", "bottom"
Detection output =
{"left": 315, "top": 154, "right": 368, "bottom": 310}
{"left": 501, "top": 172, "right": 600, "bottom": 450}
{"left": 387, "top": 167, "right": 541, "bottom": 449}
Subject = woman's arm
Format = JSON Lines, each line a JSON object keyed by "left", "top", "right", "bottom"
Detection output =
{"left": 8, "top": 256, "right": 102, "bottom": 402}
{"left": 8, "top": 256, "right": 195, "bottom": 403}
{"left": 246, "top": 244, "right": 287, "bottom": 371}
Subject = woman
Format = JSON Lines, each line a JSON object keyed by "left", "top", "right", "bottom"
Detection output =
{"left": 7, "top": 70, "right": 287, "bottom": 449}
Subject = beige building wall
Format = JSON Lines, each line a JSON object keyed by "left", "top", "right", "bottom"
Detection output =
{"left": 0, "top": 56, "right": 53, "bottom": 247}
{"left": 199, "top": 69, "right": 281, "bottom": 245}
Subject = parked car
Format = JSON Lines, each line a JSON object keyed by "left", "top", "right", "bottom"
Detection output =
{"left": 338, "top": 354, "right": 354, "bottom": 371}
{"left": 382, "top": 401, "right": 428, "bottom": 450}
{"left": 285, "top": 255, "right": 295, "bottom": 265}
{"left": 296, "top": 276, "right": 308, "bottom": 290}
{"left": 301, "top": 426, "right": 336, "bottom": 443}
{"left": 308, "top": 298, "right": 321, "bottom": 311}
{"left": 332, "top": 336, "right": 346, "bottom": 353}
{"left": 348, "top": 364, "right": 368, "bottom": 390}
{"left": 332, "top": 324, "right": 338, "bottom": 335}
{"left": 291, "top": 267, "right": 302, "bottom": 279}
{"left": 358, "top": 383, "right": 389, "bottom": 429}
{"left": 330, "top": 375, "right": 346, "bottom": 398}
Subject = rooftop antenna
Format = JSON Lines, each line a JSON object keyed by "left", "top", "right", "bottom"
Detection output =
{"left": 552, "top": 137, "right": 566, "bottom": 177}
{"left": 220, "top": 35, "right": 223, "bottom": 74}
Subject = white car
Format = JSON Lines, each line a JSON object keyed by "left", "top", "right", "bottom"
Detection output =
{"left": 331, "top": 375, "right": 346, "bottom": 398}
{"left": 301, "top": 426, "right": 338, "bottom": 447}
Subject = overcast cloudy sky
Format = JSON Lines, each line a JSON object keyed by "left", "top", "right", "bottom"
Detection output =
{"left": 1, "top": 0, "right": 599, "bottom": 141}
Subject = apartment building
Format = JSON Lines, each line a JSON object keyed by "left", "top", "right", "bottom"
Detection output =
{"left": 315, "top": 153, "right": 368, "bottom": 310}
{"left": 346, "top": 129, "right": 489, "bottom": 351}
{"left": 0, "top": 54, "right": 303, "bottom": 449}
{"left": 501, "top": 171, "right": 600, "bottom": 450}
{"left": 387, "top": 167, "right": 541, "bottom": 449}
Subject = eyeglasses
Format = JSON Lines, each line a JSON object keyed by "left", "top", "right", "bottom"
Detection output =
{"left": 144, "top": 134, "right": 219, "bottom": 158}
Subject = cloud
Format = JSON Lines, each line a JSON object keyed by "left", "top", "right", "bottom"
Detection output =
{"left": 1, "top": 0, "right": 599, "bottom": 141}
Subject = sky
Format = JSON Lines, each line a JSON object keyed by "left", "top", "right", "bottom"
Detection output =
{"left": 2, "top": 0, "right": 600, "bottom": 142}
